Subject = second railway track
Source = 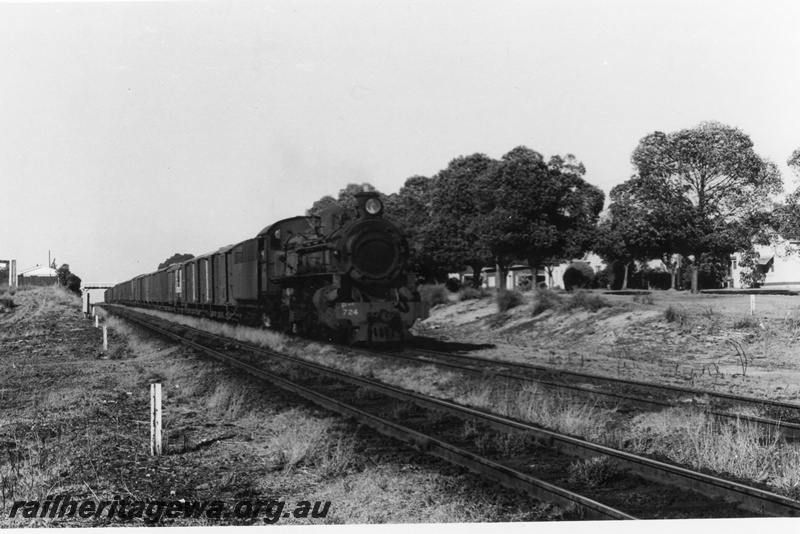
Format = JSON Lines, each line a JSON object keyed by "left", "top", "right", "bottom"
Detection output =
{"left": 341, "top": 341, "right": 800, "bottom": 440}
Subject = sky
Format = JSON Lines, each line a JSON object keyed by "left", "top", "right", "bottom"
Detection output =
{"left": 1, "top": 0, "right": 799, "bottom": 286}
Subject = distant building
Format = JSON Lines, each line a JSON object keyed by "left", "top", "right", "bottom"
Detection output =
{"left": 455, "top": 253, "right": 607, "bottom": 290}
{"left": 731, "top": 239, "right": 800, "bottom": 289}
{"left": 18, "top": 265, "right": 58, "bottom": 287}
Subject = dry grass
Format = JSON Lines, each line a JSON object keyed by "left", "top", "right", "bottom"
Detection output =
{"left": 455, "top": 382, "right": 618, "bottom": 443}
{"left": 133, "top": 308, "right": 290, "bottom": 353}
{"left": 619, "top": 407, "right": 800, "bottom": 496}
{"left": 206, "top": 383, "right": 248, "bottom": 420}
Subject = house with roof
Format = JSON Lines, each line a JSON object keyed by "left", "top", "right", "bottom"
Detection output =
{"left": 17, "top": 265, "right": 58, "bottom": 287}
{"left": 730, "top": 239, "right": 800, "bottom": 289}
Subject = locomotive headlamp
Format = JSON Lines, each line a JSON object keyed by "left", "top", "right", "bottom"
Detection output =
{"left": 365, "top": 198, "right": 383, "bottom": 215}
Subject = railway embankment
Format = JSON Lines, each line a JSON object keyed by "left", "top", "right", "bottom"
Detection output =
{"left": 418, "top": 287, "right": 800, "bottom": 404}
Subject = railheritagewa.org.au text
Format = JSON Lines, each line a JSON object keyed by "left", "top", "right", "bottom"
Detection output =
{"left": 7, "top": 495, "right": 331, "bottom": 523}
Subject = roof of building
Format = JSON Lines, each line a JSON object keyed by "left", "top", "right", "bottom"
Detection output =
{"left": 19, "top": 265, "right": 58, "bottom": 277}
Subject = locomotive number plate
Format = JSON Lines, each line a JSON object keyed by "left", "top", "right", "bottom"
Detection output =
{"left": 339, "top": 303, "right": 359, "bottom": 316}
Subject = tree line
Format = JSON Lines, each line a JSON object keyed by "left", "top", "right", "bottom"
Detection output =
{"left": 314, "top": 120, "right": 798, "bottom": 293}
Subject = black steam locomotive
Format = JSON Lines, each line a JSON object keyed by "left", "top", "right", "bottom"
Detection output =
{"left": 105, "top": 191, "right": 428, "bottom": 343}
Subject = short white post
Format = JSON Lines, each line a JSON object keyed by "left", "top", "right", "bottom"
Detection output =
{"left": 150, "top": 383, "right": 162, "bottom": 456}
{"left": 750, "top": 295, "right": 755, "bottom": 316}
{"left": 82, "top": 292, "right": 91, "bottom": 317}
{"left": 103, "top": 326, "right": 108, "bottom": 351}
{"left": 92, "top": 305, "right": 96, "bottom": 316}
{"left": 95, "top": 315, "right": 99, "bottom": 328}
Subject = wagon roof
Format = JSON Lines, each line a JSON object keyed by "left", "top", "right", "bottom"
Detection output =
{"left": 257, "top": 215, "right": 319, "bottom": 238}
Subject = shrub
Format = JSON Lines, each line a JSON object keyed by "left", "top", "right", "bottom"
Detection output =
{"left": 564, "top": 289, "right": 610, "bottom": 312}
{"left": 496, "top": 289, "right": 525, "bottom": 312}
{"left": 632, "top": 293, "right": 654, "bottom": 305}
{"left": 664, "top": 305, "right": 681, "bottom": 322}
{"left": 516, "top": 276, "right": 533, "bottom": 292}
{"left": 419, "top": 284, "right": 449, "bottom": 306}
{"left": 444, "top": 277, "right": 462, "bottom": 292}
{"left": 733, "top": 315, "right": 759, "bottom": 329}
{"left": 531, "top": 287, "right": 565, "bottom": 316}
{"left": 567, "top": 457, "right": 617, "bottom": 488}
{"left": 460, "top": 286, "right": 488, "bottom": 301}
{"left": 563, "top": 262, "right": 594, "bottom": 291}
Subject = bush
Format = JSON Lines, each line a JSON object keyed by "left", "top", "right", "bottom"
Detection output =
{"left": 563, "top": 262, "right": 594, "bottom": 291}
{"left": 460, "top": 286, "right": 489, "bottom": 301}
{"left": 564, "top": 289, "right": 610, "bottom": 313}
{"left": 419, "top": 284, "right": 449, "bottom": 306}
{"left": 444, "top": 277, "right": 462, "bottom": 292}
{"left": 664, "top": 305, "right": 681, "bottom": 323}
{"left": 733, "top": 315, "right": 759, "bottom": 329}
{"left": 567, "top": 457, "right": 617, "bottom": 488}
{"left": 516, "top": 276, "right": 533, "bottom": 292}
{"left": 496, "top": 289, "right": 525, "bottom": 312}
{"left": 531, "top": 287, "right": 565, "bottom": 316}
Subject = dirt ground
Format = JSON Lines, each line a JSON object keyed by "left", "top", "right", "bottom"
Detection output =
{"left": 416, "top": 289, "right": 800, "bottom": 403}
{"left": 0, "top": 287, "right": 562, "bottom": 527}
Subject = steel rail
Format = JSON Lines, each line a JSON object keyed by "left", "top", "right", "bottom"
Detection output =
{"left": 107, "top": 306, "right": 633, "bottom": 520}
{"left": 331, "top": 344, "right": 800, "bottom": 440}
{"left": 107, "top": 306, "right": 800, "bottom": 518}
{"left": 410, "top": 346, "right": 800, "bottom": 411}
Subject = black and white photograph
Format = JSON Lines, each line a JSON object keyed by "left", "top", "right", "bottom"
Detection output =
{"left": 2, "top": 0, "right": 800, "bottom": 531}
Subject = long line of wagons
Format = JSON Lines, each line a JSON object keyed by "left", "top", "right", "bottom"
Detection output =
{"left": 105, "top": 191, "right": 429, "bottom": 344}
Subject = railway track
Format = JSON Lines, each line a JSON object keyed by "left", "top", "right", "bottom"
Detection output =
{"left": 102, "top": 305, "right": 800, "bottom": 519}
{"left": 340, "top": 341, "right": 800, "bottom": 440}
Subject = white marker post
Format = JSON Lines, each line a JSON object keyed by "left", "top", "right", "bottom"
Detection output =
{"left": 82, "top": 292, "right": 91, "bottom": 318}
{"left": 103, "top": 326, "right": 108, "bottom": 352}
{"left": 150, "top": 383, "right": 162, "bottom": 456}
{"left": 95, "top": 315, "right": 99, "bottom": 328}
{"left": 750, "top": 295, "right": 755, "bottom": 316}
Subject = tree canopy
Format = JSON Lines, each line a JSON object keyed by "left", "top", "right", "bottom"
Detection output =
{"left": 423, "top": 153, "right": 496, "bottom": 286}
{"left": 472, "top": 147, "right": 603, "bottom": 288}
{"left": 629, "top": 121, "right": 782, "bottom": 292}
{"left": 417, "top": 147, "right": 603, "bottom": 288}
{"left": 56, "top": 264, "right": 81, "bottom": 295}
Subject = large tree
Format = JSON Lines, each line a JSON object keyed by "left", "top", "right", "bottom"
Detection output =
{"left": 475, "top": 147, "right": 603, "bottom": 288}
{"left": 424, "top": 154, "right": 496, "bottom": 287}
{"left": 773, "top": 148, "right": 800, "bottom": 240}
{"left": 630, "top": 121, "right": 782, "bottom": 292}
{"left": 56, "top": 264, "right": 82, "bottom": 295}
{"left": 598, "top": 175, "right": 696, "bottom": 289}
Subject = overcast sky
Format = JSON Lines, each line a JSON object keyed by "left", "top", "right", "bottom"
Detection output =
{"left": 2, "top": 0, "right": 799, "bottom": 285}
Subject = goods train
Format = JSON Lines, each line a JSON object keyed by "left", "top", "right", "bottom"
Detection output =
{"left": 105, "top": 191, "right": 429, "bottom": 343}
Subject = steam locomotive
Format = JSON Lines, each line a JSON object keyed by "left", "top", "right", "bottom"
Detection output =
{"left": 105, "top": 191, "right": 429, "bottom": 343}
